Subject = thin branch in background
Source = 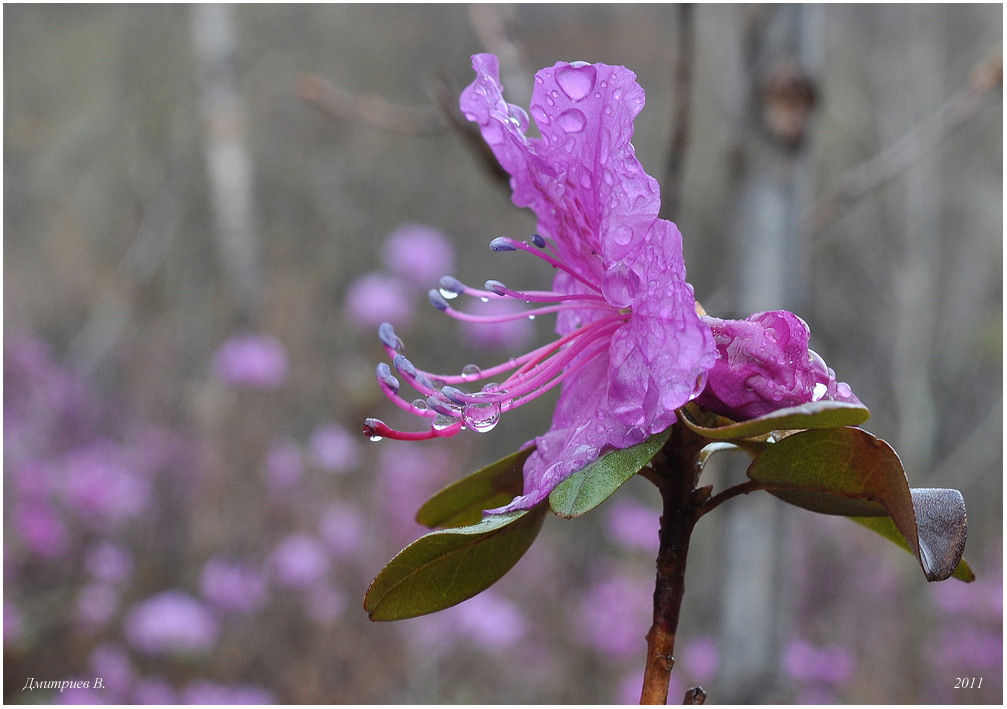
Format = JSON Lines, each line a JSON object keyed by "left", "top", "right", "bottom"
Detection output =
{"left": 683, "top": 686, "right": 708, "bottom": 705}
{"left": 297, "top": 72, "right": 447, "bottom": 136}
{"left": 803, "top": 51, "right": 1002, "bottom": 236}
{"left": 467, "top": 3, "right": 533, "bottom": 106}
{"left": 430, "top": 72, "right": 511, "bottom": 188}
{"left": 660, "top": 3, "right": 695, "bottom": 221}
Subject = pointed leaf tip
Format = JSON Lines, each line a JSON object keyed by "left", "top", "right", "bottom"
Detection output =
{"left": 364, "top": 506, "right": 547, "bottom": 621}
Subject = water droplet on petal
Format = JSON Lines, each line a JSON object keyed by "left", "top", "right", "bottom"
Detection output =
{"left": 362, "top": 418, "right": 384, "bottom": 442}
{"left": 613, "top": 226, "right": 633, "bottom": 246}
{"left": 461, "top": 364, "right": 482, "bottom": 379}
{"left": 411, "top": 399, "right": 429, "bottom": 412}
{"left": 556, "top": 108, "right": 587, "bottom": 133}
{"left": 556, "top": 63, "right": 597, "bottom": 101}
{"left": 480, "top": 296, "right": 490, "bottom": 303}
{"left": 439, "top": 287, "right": 459, "bottom": 300}
{"left": 462, "top": 400, "right": 502, "bottom": 433}
{"left": 530, "top": 104, "right": 551, "bottom": 126}
{"left": 580, "top": 172, "right": 592, "bottom": 189}
{"left": 602, "top": 261, "right": 639, "bottom": 308}
{"left": 812, "top": 382, "right": 828, "bottom": 401}
{"left": 527, "top": 314, "right": 536, "bottom": 320}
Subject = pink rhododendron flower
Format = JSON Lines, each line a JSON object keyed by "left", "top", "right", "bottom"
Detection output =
{"left": 382, "top": 223, "right": 455, "bottom": 287}
{"left": 124, "top": 591, "right": 220, "bottom": 656}
{"left": 271, "top": 534, "right": 330, "bottom": 589}
{"left": 200, "top": 558, "right": 267, "bottom": 613}
{"left": 309, "top": 423, "right": 361, "bottom": 474}
{"left": 696, "top": 311, "right": 859, "bottom": 420}
{"left": 365, "top": 55, "right": 715, "bottom": 511}
{"left": 363, "top": 54, "right": 859, "bottom": 514}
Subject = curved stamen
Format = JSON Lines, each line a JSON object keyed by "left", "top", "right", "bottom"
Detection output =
{"left": 430, "top": 293, "right": 614, "bottom": 324}
{"left": 489, "top": 237, "right": 602, "bottom": 294}
{"left": 484, "top": 280, "right": 611, "bottom": 305}
{"left": 376, "top": 374, "right": 437, "bottom": 418}
{"left": 363, "top": 418, "right": 463, "bottom": 441}
{"left": 507, "top": 336, "right": 611, "bottom": 409}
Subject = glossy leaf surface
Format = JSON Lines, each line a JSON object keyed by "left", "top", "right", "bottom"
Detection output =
{"left": 416, "top": 447, "right": 532, "bottom": 529}
{"left": 364, "top": 506, "right": 546, "bottom": 621}
{"left": 747, "top": 427, "right": 967, "bottom": 582}
{"left": 680, "top": 400, "right": 870, "bottom": 441}
{"left": 549, "top": 430, "right": 671, "bottom": 518}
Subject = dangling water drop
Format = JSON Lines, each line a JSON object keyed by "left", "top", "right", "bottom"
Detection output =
{"left": 439, "top": 287, "right": 459, "bottom": 300}
{"left": 411, "top": 399, "right": 429, "bottom": 412}
{"left": 528, "top": 314, "right": 536, "bottom": 320}
{"left": 462, "top": 400, "right": 502, "bottom": 433}
{"left": 362, "top": 418, "right": 384, "bottom": 442}
{"left": 461, "top": 364, "right": 482, "bottom": 379}
{"left": 481, "top": 296, "right": 490, "bottom": 303}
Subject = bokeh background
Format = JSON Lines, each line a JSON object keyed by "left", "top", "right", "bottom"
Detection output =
{"left": 4, "top": 4, "right": 1002, "bottom": 704}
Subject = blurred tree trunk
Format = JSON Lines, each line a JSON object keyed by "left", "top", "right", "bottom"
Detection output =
{"left": 712, "top": 5, "right": 823, "bottom": 702}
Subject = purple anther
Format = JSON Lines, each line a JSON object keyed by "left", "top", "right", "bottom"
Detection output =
{"left": 485, "top": 280, "right": 508, "bottom": 296}
{"left": 426, "top": 396, "right": 460, "bottom": 417}
{"left": 440, "top": 386, "right": 466, "bottom": 404}
{"left": 531, "top": 234, "right": 546, "bottom": 248}
{"left": 415, "top": 372, "right": 436, "bottom": 390}
{"left": 376, "top": 363, "right": 400, "bottom": 394}
{"left": 489, "top": 237, "right": 519, "bottom": 252}
{"left": 378, "top": 323, "right": 404, "bottom": 351}
{"left": 428, "top": 289, "right": 449, "bottom": 311}
{"left": 393, "top": 354, "right": 417, "bottom": 378}
{"left": 439, "top": 276, "right": 466, "bottom": 296}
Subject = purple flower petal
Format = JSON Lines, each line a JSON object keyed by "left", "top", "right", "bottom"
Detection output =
{"left": 309, "top": 423, "right": 361, "bottom": 474}
{"left": 696, "top": 311, "right": 860, "bottom": 421}
{"left": 200, "top": 558, "right": 267, "bottom": 614}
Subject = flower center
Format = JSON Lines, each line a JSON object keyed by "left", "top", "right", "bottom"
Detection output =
{"left": 363, "top": 235, "right": 629, "bottom": 441}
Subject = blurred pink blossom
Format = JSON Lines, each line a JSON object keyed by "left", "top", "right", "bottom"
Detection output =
{"left": 76, "top": 583, "right": 119, "bottom": 627}
{"left": 382, "top": 223, "right": 455, "bottom": 287}
{"left": 304, "top": 584, "right": 347, "bottom": 625}
{"left": 124, "top": 591, "right": 220, "bottom": 656}
{"left": 458, "top": 297, "right": 536, "bottom": 352}
{"left": 84, "top": 542, "right": 135, "bottom": 586}
{"left": 200, "top": 558, "right": 267, "bottom": 614}
{"left": 265, "top": 439, "right": 303, "bottom": 490}
{"left": 606, "top": 499, "right": 660, "bottom": 553}
{"left": 345, "top": 272, "right": 414, "bottom": 329}
{"left": 212, "top": 334, "right": 289, "bottom": 390}
{"left": 310, "top": 423, "right": 361, "bottom": 474}
{"left": 13, "top": 500, "right": 69, "bottom": 559}
{"left": 89, "top": 643, "right": 134, "bottom": 697}
{"left": 63, "top": 443, "right": 150, "bottom": 528}
{"left": 4, "top": 600, "right": 22, "bottom": 648}
{"left": 682, "top": 636, "right": 719, "bottom": 684}
{"left": 782, "top": 638, "right": 855, "bottom": 686}
{"left": 577, "top": 574, "right": 652, "bottom": 659}
{"left": 132, "top": 677, "right": 177, "bottom": 705}
{"left": 180, "top": 680, "right": 274, "bottom": 705}
{"left": 318, "top": 501, "right": 366, "bottom": 558}
{"left": 271, "top": 534, "right": 330, "bottom": 589}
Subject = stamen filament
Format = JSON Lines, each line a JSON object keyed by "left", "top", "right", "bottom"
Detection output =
{"left": 441, "top": 300, "right": 613, "bottom": 324}
{"left": 491, "top": 237, "right": 602, "bottom": 295}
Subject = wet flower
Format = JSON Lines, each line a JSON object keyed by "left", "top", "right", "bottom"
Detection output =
{"left": 200, "top": 558, "right": 267, "bottom": 614}
{"left": 345, "top": 272, "right": 414, "bottom": 329}
{"left": 364, "top": 54, "right": 715, "bottom": 511}
{"left": 124, "top": 591, "right": 220, "bottom": 656}
{"left": 382, "top": 223, "right": 455, "bottom": 287}
{"left": 696, "top": 311, "right": 859, "bottom": 420}
{"left": 212, "top": 334, "right": 288, "bottom": 390}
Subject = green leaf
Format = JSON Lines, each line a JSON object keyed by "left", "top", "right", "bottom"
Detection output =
{"left": 852, "top": 515, "right": 975, "bottom": 583}
{"left": 679, "top": 400, "right": 871, "bottom": 441}
{"left": 747, "top": 427, "right": 968, "bottom": 582}
{"left": 549, "top": 429, "right": 671, "bottom": 518}
{"left": 416, "top": 447, "right": 532, "bottom": 529}
{"left": 364, "top": 506, "right": 546, "bottom": 621}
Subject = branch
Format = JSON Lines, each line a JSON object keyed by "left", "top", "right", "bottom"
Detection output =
{"left": 803, "top": 51, "right": 1002, "bottom": 235}
{"left": 660, "top": 4, "right": 696, "bottom": 221}
{"left": 297, "top": 73, "right": 447, "bottom": 136}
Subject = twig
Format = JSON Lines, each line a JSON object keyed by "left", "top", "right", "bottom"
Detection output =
{"left": 697, "top": 480, "right": 766, "bottom": 516}
{"left": 683, "top": 686, "right": 707, "bottom": 704}
{"left": 661, "top": 4, "right": 695, "bottom": 221}
{"left": 298, "top": 73, "right": 447, "bottom": 136}
{"left": 803, "top": 51, "right": 1002, "bottom": 235}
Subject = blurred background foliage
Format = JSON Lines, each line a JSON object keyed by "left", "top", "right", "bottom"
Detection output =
{"left": 3, "top": 4, "right": 1002, "bottom": 704}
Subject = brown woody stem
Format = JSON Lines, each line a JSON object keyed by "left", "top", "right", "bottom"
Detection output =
{"left": 640, "top": 424, "right": 707, "bottom": 705}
